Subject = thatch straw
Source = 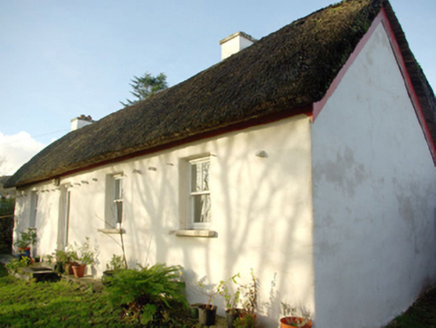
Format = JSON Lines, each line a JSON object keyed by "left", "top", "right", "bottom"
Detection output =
{"left": 6, "top": 0, "right": 435, "bottom": 188}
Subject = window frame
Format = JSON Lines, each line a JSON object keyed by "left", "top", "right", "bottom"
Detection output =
{"left": 187, "top": 157, "right": 211, "bottom": 229}
{"left": 29, "top": 191, "right": 38, "bottom": 228}
{"left": 113, "top": 174, "right": 124, "bottom": 227}
{"left": 105, "top": 173, "right": 124, "bottom": 229}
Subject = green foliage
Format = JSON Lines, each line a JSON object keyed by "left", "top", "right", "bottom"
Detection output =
{"left": 44, "top": 254, "right": 53, "bottom": 263}
{"left": 106, "top": 254, "right": 126, "bottom": 271}
{"left": 53, "top": 248, "right": 75, "bottom": 263}
{"left": 0, "top": 263, "right": 7, "bottom": 277}
{"left": 121, "top": 72, "right": 168, "bottom": 107}
{"left": 0, "top": 197, "right": 14, "bottom": 217}
{"left": 385, "top": 286, "right": 436, "bottom": 327}
{"left": 233, "top": 313, "right": 257, "bottom": 328}
{"left": 5, "top": 257, "right": 31, "bottom": 274}
{"left": 240, "top": 269, "right": 258, "bottom": 315}
{"left": 14, "top": 228, "right": 36, "bottom": 248}
{"left": 106, "top": 263, "right": 189, "bottom": 327}
{"left": 217, "top": 273, "right": 242, "bottom": 311}
{"left": 65, "top": 237, "right": 96, "bottom": 265}
{"left": 0, "top": 275, "right": 122, "bottom": 326}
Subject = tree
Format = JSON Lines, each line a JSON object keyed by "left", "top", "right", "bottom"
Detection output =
{"left": 121, "top": 72, "right": 168, "bottom": 107}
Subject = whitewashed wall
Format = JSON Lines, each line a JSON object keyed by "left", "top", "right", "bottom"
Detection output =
{"left": 14, "top": 115, "right": 314, "bottom": 326}
{"left": 312, "top": 22, "right": 436, "bottom": 327}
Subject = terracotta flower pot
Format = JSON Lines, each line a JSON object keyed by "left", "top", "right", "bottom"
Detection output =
{"left": 72, "top": 264, "right": 86, "bottom": 278}
{"left": 65, "top": 262, "right": 79, "bottom": 275}
{"left": 280, "top": 316, "right": 313, "bottom": 328}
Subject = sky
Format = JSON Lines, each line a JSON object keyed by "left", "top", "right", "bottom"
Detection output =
{"left": 0, "top": 0, "right": 435, "bottom": 175}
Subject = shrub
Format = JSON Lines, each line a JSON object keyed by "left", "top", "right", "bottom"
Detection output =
{"left": 105, "top": 263, "right": 190, "bottom": 327}
{"left": 106, "top": 254, "right": 126, "bottom": 271}
{"left": 5, "top": 257, "right": 31, "bottom": 274}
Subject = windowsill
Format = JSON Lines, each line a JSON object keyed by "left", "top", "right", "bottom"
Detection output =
{"left": 175, "top": 230, "right": 217, "bottom": 238}
{"left": 98, "top": 228, "right": 125, "bottom": 234}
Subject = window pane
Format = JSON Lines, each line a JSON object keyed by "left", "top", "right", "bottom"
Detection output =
{"left": 191, "top": 164, "right": 198, "bottom": 192}
{"left": 114, "top": 179, "right": 123, "bottom": 199}
{"left": 115, "top": 202, "right": 123, "bottom": 224}
{"left": 193, "top": 194, "right": 211, "bottom": 223}
{"left": 191, "top": 161, "right": 210, "bottom": 192}
{"left": 202, "top": 161, "right": 209, "bottom": 191}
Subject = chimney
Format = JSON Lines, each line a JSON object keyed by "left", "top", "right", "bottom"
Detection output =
{"left": 219, "top": 31, "right": 257, "bottom": 60}
{"left": 71, "top": 115, "right": 94, "bottom": 131}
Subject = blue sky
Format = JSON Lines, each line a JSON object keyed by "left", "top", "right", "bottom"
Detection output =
{"left": 0, "top": 0, "right": 435, "bottom": 175}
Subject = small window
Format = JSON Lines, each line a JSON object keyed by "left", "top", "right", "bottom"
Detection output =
{"left": 188, "top": 157, "right": 211, "bottom": 228}
{"left": 113, "top": 175, "right": 123, "bottom": 225}
{"left": 29, "top": 191, "right": 38, "bottom": 228}
{"left": 106, "top": 174, "right": 123, "bottom": 229}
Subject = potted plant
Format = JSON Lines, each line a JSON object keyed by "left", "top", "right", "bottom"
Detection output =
{"left": 71, "top": 237, "right": 95, "bottom": 278}
{"left": 54, "top": 248, "right": 78, "bottom": 275}
{"left": 45, "top": 254, "right": 53, "bottom": 264}
{"left": 102, "top": 254, "right": 126, "bottom": 285}
{"left": 217, "top": 273, "right": 242, "bottom": 328}
{"left": 236, "top": 269, "right": 258, "bottom": 327}
{"left": 14, "top": 228, "right": 36, "bottom": 259}
{"left": 280, "top": 303, "right": 313, "bottom": 328}
{"left": 197, "top": 279, "right": 219, "bottom": 326}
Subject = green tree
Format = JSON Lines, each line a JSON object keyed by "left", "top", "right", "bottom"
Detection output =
{"left": 121, "top": 72, "right": 168, "bottom": 107}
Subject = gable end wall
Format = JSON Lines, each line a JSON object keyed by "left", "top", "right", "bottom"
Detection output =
{"left": 312, "top": 21, "right": 436, "bottom": 327}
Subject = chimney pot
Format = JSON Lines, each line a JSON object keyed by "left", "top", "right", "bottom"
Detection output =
{"left": 71, "top": 115, "right": 94, "bottom": 131}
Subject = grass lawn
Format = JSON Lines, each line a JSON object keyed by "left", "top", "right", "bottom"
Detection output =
{"left": 0, "top": 262, "right": 198, "bottom": 327}
{"left": 0, "top": 263, "right": 124, "bottom": 327}
{"left": 384, "top": 287, "right": 436, "bottom": 327}
{"left": 1, "top": 262, "right": 436, "bottom": 327}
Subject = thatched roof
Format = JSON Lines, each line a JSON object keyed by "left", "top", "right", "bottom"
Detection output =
{"left": 6, "top": 0, "right": 435, "bottom": 188}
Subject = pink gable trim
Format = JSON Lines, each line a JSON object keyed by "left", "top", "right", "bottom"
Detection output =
{"left": 312, "top": 11, "right": 383, "bottom": 120}
{"left": 312, "top": 8, "right": 436, "bottom": 161}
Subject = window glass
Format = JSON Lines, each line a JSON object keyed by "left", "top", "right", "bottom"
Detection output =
{"left": 113, "top": 176, "right": 123, "bottom": 224}
{"left": 189, "top": 158, "right": 211, "bottom": 227}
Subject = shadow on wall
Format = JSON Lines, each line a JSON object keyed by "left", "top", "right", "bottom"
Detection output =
{"left": 111, "top": 119, "right": 315, "bottom": 326}
{"left": 62, "top": 118, "right": 313, "bottom": 326}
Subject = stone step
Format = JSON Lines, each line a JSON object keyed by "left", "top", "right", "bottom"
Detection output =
{"left": 18, "top": 266, "right": 60, "bottom": 282}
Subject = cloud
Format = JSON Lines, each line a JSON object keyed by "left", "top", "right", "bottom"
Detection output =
{"left": 0, "top": 131, "right": 46, "bottom": 176}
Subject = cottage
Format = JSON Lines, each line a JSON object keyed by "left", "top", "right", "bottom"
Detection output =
{"left": 6, "top": 0, "right": 436, "bottom": 326}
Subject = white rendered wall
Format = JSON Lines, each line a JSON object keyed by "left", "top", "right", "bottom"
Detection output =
{"left": 14, "top": 115, "right": 314, "bottom": 326}
{"left": 312, "top": 23, "right": 436, "bottom": 327}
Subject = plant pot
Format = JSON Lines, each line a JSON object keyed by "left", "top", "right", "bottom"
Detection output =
{"left": 72, "top": 264, "right": 86, "bottom": 278}
{"left": 17, "top": 247, "right": 31, "bottom": 259}
{"left": 34, "top": 256, "right": 41, "bottom": 263}
{"left": 226, "top": 308, "right": 240, "bottom": 328}
{"left": 198, "top": 304, "right": 217, "bottom": 326}
{"left": 101, "top": 270, "right": 114, "bottom": 285}
{"left": 189, "top": 303, "right": 201, "bottom": 318}
{"left": 65, "top": 261, "right": 79, "bottom": 275}
{"left": 280, "top": 317, "right": 313, "bottom": 328}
